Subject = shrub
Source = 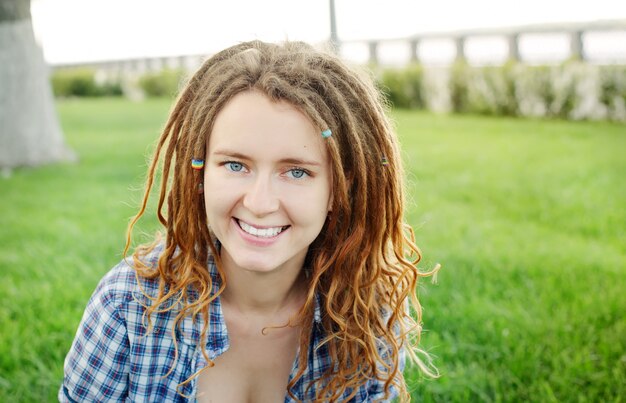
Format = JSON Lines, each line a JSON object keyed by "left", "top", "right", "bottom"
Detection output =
{"left": 449, "top": 62, "right": 600, "bottom": 119}
{"left": 99, "top": 82, "right": 123, "bottom": 97}
{"left": 51, "top": 68, "right": 123, "bottom": 97}
{"left": 598, "top": 65, "right": 626, "bottom": 121}
{"left": 463, "top": 62, "right": 518, "bottom": 117}
{"left": 515, "top": 65, "right": 553, "bottom": 117}
{"left": 515, "top": 62, "right": 591, "bottom": 119}
{"left": 547, "top": 62, "right": 579, "bottom": 119}
{"left": 379, "top": 64, "right": 425, "bottom": 109}
{"left": 51, "top": 68, "right": 122, "bottom": 98}
{"left": 52, "top": 61, "right": 625, "bottom": 122}
{"left": 449, "top": 61, "right": 471, "bottom": 113}
{"left": 378, "top": 69, "right": 406, "bottom": 108}
{"left": 402, "top": 64, "right": 426, "bottom": 109}
{"left": 51, "top": 68, "right": 98, "bottom": 97}
{"left": 383, "top": 61, "right": 626, "bottom": 121}
{"left": 138, "top": 69, "right": 187, "bottom": 98}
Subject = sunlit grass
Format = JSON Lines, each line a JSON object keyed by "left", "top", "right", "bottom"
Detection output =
{"left": 396, "top": 111, "right": 626, "bottom": 401}
{"left": 0, "top": 98, "right": 167, "bottom": 401}
{"left": 0, "top": 98, "right": 624, "bottom": 401}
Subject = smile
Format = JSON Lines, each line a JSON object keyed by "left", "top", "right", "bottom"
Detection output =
{"left": 236, "top": 219, "right": 289, "bottom": 238}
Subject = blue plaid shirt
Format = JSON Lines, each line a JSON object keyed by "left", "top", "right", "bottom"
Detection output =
{"left": 60, "top": 244, "right": 402, "bottom": 402}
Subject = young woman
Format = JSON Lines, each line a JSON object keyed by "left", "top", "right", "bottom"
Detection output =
{"left": 60, "top": 40, "right": 437, "bottom": 402}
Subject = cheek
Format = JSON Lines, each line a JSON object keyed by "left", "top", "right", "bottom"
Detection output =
{"left": 284, "top": 186, "right": 331, "bottom": 223}
{"left": 203, "top": 175, "right": 238, "bottom": 216}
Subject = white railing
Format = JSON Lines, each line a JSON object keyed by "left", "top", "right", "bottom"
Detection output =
{"left": 51, "top": 19, "right": 626, "bottom": 74}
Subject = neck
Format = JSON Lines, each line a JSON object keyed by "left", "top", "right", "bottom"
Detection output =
{"left": 219, "top": 249, "right": 307, "bottom": 318}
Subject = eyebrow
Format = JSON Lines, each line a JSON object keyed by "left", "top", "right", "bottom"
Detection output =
{"left": 211, "top": 150, "right": 322, "bottom": 167}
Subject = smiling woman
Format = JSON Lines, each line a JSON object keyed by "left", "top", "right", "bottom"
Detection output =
{"left": 59, "top": 40, "right": 439, "bottom": 402}
{"left": 197, "top": 92, "right": 335, "bottom": 401}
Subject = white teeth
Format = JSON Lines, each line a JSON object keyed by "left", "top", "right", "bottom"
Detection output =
{"left": 238, "top": 220, "right": 285, "bottom": 238}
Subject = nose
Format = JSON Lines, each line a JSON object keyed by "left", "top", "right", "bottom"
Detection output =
{"left": 242, "top": 174, "right": 280, "bottom": 217}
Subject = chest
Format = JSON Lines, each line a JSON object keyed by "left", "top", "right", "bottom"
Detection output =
{"left": 196, "top": 322, "right": 300, "bottom": 403}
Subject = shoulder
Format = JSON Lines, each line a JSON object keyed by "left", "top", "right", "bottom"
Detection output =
{"left": 91, "top": 243, "right": 165, "bottom": 311}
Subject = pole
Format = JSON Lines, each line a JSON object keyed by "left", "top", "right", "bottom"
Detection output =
{"left": 329, "top": 0, "right": 340, "bottom": 53}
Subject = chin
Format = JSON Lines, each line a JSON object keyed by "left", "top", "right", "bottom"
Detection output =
{"left": 228, "top": 251, "right": 288, "bottom": 274}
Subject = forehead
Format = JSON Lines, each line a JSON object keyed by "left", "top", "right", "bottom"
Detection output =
{"left": 208, "top": 91, "right": 328, "bottom": 163}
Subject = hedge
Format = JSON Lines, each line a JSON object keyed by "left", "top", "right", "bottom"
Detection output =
{"left": 378, "top": 62, "right": 626, "bottom": 121}
{"left": 51, "top": 68, "right": 122, "bottom": 98}
{"left": 138, "top": 68, "right": 187, "bottom": 98}
{"left": 52, "top": 62, "right": 626, "bottom": 121}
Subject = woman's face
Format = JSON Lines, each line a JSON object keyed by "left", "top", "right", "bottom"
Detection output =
{"left": 203, "top": 90, "right": 332, "bottom": 276}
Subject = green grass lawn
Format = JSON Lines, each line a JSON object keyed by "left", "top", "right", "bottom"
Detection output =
{"left": 1, "top": 98, "right": 624, "bottom": 402}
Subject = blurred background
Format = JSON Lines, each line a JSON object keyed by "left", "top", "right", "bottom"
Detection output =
{"left": 30, "top": 0, "right": 626, "bottom": 65}
{"left": 1, "top": 0, "right": 625, "bottom": 401}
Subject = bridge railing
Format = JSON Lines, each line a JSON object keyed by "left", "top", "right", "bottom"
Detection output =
{"left": 50, "top": 20, "right": 626, "bottom": 75}
{"left": 341, "top": 19, "right": 626, "bottom": 65}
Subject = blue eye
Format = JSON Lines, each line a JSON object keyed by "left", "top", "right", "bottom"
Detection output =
{"left": 288, "top": 168, "right": 308, "bottom": 179}
{"left": 225, "top": 162, "right": 244, "bottom": 172}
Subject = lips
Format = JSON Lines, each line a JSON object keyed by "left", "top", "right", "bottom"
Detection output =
{"left": 235, "top": 219, "right": 289, "bottom": 238}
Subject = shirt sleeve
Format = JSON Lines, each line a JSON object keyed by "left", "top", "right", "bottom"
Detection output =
{"left": 59, "top": 278, "right": 131, "bottom": 402}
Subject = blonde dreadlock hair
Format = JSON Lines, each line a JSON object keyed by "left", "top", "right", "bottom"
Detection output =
{"left": 125, "top": 40, "right": 438, "bottom": 402}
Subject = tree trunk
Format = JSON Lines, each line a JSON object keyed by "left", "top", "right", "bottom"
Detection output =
{"left": 0, "top": 0, "right": 75, "bottom": 172}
